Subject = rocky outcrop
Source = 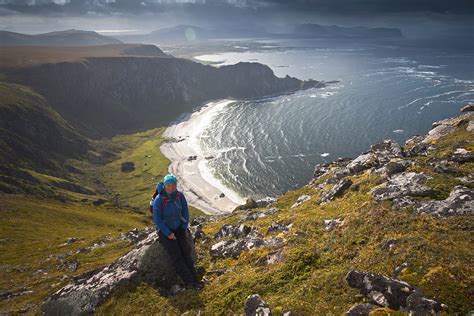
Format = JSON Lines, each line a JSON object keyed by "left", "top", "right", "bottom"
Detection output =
{"left": 41, "top": 230, "right": 196, "bottom": 315}
{"left": 415, "top": 186, "right": 473, "bottom": 217}
{"left": 422, "top": 112, "right": 473, "bottom": 144}
{"left": 320, "top": 178, "right": 352, "bottom": 204}
{"left": 346, "top": 270, "right": 444, "bottom": 314}
{"left": 371, "top": 172, "right": 433, "bottom": 201}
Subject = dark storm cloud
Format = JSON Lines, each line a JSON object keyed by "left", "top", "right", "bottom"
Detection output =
{"left": 1, "top": 0, "right": 473, "bottom": 16}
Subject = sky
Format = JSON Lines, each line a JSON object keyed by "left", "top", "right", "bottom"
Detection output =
{"left": 0, "top": 0, "right": 473, "bottom": 38}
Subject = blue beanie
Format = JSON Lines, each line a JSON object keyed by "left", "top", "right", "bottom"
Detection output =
{"left": 163, "top": 174, "right": 177, "bottom": 185}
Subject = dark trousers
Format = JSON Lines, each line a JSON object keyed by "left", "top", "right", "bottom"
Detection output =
{"left": 158, "top": 228, "right": 198, "bottom": 285}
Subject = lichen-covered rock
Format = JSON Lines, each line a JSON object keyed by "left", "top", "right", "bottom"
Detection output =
{"left": 415, "top": 186, "right": 473, "bottom": 217}
{"left": 41, "top": 230, "right": 196, "bottom": 315}
{"left": 320, "top": 178, "right": 352, "bottom": 204}
{"left": 346, "top": 152, "right": 378, "bottom": 174}
{"left": 244, "top": 294, "right": 272, "bottom": 316}
{"left": 371, "top": 172, "right": 433, "bottom": 201}
{"left": 345, "top": 270, "right": 443, "bottom": 314}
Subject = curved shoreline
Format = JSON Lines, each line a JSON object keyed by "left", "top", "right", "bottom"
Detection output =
{"left": 160, "top": 99, "right": 246, "bottom": 215}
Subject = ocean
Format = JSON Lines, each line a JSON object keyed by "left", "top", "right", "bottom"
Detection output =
{"left": 193, "top": 38, "right": 474, "bottom": 199}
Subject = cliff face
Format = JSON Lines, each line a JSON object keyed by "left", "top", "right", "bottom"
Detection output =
{"left": 4, "top": 57, "right": 323, "bottom": 138}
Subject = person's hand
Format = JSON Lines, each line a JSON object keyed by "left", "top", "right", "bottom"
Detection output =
{"left": 168, "top": 233, "right": 176, "bottom": 240}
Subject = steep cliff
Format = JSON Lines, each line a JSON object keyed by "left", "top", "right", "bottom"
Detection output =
{"left": 3, "top": 46, "right": 325, "bottom": 137}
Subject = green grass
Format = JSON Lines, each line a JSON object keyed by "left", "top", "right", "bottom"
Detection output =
{"left": 0, "top": 195, "right": 146, "bottom": 314}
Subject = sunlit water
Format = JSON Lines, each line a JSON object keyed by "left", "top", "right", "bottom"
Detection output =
{"left": 193, "top": 38, "right": 474, "bottom": 199}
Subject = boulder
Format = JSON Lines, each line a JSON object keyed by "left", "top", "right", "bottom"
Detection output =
{"left": 118, "top": 227, "right": 153, "bottom": 244}
{"left": 244, "top": 294, "right": 272, "bottom": 316}
{"left": 41, "top": 231, "right": 196, "bottom": 315}
{"left": 415, "top": 186, "right": 473, "bottom": 217}
{"left": 371, "top": 172, "right": 433, "bottom": 201}
{"left": 345, "top": 270, "right": 443, "bottom": 314}
{"left": 320, "top": 178, "right": 352, "bottom": 204}
{"left": 346, "top": 152, "right": 378, "bottom": 174}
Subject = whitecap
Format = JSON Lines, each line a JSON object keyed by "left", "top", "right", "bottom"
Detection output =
{"left": 320, "top": 153, "right": 330, "bottom": 157}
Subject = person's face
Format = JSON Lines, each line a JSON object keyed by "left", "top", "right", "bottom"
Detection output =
{"left": 165, "top": 183, "right": 177, "bottom": 194}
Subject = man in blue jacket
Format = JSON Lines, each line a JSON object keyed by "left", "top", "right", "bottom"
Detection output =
{"left": 153, "top": 174, "right": 202, "bottom": 290}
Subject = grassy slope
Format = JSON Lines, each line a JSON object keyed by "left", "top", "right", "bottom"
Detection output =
{"left": 97, "top": 121, "right": 473, "bottom": 315}
{"left": 0, "top": 195, "right": 146, "bottom": 313}
{"left": 0, "top": 126, "right": 206, "bottom": 314}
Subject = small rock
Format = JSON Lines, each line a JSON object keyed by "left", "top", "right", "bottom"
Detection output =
{"left": 324, "top": 218, "right": 344, "bottom": 232}
{"left": 244, "top": 294, "right": 272, "bottom": 316}
{"left": 64, "top": 238, "right": 78, "bottom": 245}
{"left": 291, "top": 195, "right": 311, "bottom": 208}
{"left": 219, "top": 193, "right": 225, "bottom": 198}
{"left": 380, "top": 238, "right": 399, "bottom": 250}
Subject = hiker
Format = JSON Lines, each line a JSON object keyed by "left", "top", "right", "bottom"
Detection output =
{"left": 152, "top": 174, "right": 203, "bottom": 290}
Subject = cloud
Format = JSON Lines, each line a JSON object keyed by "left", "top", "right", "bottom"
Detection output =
{"left": 1, "top": 0, "right": 472, "bottom": 17}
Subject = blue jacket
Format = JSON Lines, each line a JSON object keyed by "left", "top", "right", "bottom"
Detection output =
{"left": 153, "top": 191, "right": 189, "bottom": 237}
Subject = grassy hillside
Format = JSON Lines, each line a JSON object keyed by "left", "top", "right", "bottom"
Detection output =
{"left": 0, "top": 44, "right": 168, "bottom": 68}
{"left": 96, "top": 118, "right": 473, "bottom": 315}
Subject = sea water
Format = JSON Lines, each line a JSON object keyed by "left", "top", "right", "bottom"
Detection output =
{"left": 194, "top": 38, "right": 474, "bottom": 199}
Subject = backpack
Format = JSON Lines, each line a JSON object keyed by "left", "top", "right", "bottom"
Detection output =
{"left": 149, "top": 182, "right": 183, "bottom": 214}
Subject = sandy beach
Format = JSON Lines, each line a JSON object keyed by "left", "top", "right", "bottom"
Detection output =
{"left": 160, "top": 99, "right": 246, "bottom": 215}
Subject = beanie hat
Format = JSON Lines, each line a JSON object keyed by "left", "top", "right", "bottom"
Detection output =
{"left": 163, "top": 174, "right": 177, "bottom": 185}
